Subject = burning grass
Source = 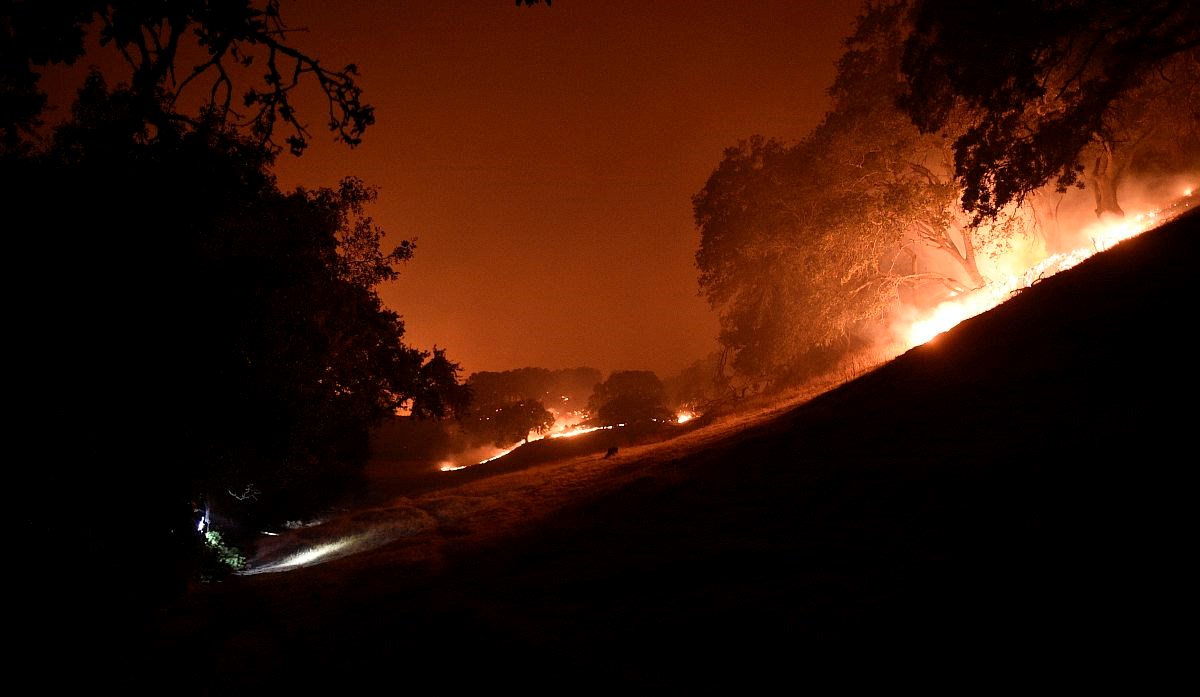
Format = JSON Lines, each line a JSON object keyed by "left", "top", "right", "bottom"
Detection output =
{"left": 892, "top": 188, "right": 1193, "bottom": 350}
{"left": 238, "top": 186, "right": 1194, "bottom": 577}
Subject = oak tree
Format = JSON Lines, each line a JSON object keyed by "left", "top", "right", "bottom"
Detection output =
{"left": 587, "top": 370, "right": 671, "bottom": 426}
{"left": 898, "top": 0, "right": 1200, "bottom": 222}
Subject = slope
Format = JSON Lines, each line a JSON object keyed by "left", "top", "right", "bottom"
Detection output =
{"left": 146, "top": 206, "right": 1199, "bottom": 691}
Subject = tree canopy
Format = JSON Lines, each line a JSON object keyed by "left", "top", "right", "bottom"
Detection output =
{"left": 488, "top": 399, "right": 556, "bottom": 447}
{"left": 694, "top": 1, "right": 990, "bottom": 383}
{"left": 587, "top": 370, "right": 671, "bottom": 426}
{"left": 1, "top": 0, "right": 374, "bottom": 155}
{"left": 466, "top": 366, "right": 600, "bottom": 412}
{"left": 898, "top": 0, "right": 1200, "bottom": 222}
{"left": 5, "top": 0, "right": 472, "bottom": 621}
{"left": 694, "top": 0, "right": 1198, "bottom": 390}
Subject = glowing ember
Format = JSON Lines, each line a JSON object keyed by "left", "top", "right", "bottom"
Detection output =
{"left": 445, "top": 411, "right": 704, "bottom": 471}
{"left": 476, "top": 448, "right": 514, "bottom": 464}
{"left": 550, "top": 425, "right": 607, "bottom": 438}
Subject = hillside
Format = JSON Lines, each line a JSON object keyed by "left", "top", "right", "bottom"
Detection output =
{"left": 134, "top": 207, "right": 1200, "bottom": 689}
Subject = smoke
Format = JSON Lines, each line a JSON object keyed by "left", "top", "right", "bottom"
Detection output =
{"left": 440, "top": 443, "right": 513, "bottom": 471}
{"left": 877, "top": 170, "right": 1197, "bottom": 357}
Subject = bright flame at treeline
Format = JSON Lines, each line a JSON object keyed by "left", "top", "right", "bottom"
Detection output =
{"left": 441, "top": 188, "right": 1192, "bottom": 473}
{"left": 440, "top": 409, "right": 699, "bottom": 471}
{"left": 243, "top": 189, "right": 1193, "bottom": 575}
{"left": 901, "top": 189, "right": 1193, "bottom": 348}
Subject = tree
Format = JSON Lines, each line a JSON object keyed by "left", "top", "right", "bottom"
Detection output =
{"left": 1073, "top": 49, "right": 1200, "bottom": 218}
{"left": 4, "top": 2, "right": 474, "bottom": 630}
{"left": 694, "top": 1, "right": 1028, "bottom": 384}
{"left": 14, "top": 70, "right": 467, "bottom": 534}
{"left": 2, "top": 0, "right": 374, "bottom": 156}
{"left": 694, "top": 121, "right": 808, "bottom": 379}
{"left": 662, "top": 350, "right": 730, "bottom": 410}
{"left": 409, "top": 348, "right": 474, "bottom": 421}
{"left": 458, "top": 366, "right": 599, "bottom": 448}
{"left": 898, "top": 0, "right": 1200, "bottom": 223}
{"left": 587, "top": 371, "right": 671, "bottom": 426}
{"left": 466, "top": 366, "right": 601, "bottom": 412}
{"left": 490, "top": 399, "right": 556, "bottom": 447}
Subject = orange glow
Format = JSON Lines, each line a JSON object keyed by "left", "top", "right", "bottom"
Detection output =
{"left": 549, "top": 425, "right": 608, "bottom": 439}
{"left": 436, "top": 418, "right": 619, "bottom": 472}
{"left": 899, "top": 189, "right": 1193, "bottom": 348}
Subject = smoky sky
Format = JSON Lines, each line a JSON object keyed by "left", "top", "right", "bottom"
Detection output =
{"left": 59, "top": 0, "right": 864, "bottom": 378}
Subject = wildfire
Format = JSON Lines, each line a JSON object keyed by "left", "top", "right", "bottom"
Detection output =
{"left": 901, "top": 188, "right": 1192, "bottom": 348}
{"left": 439, "top": 407, "right": 705, "bottom": 471}
{"left": 439, "top": 462, "right": 472, "bottom": 471}
{"left": 550, "top": 424, "right": 608, "bottom": 439}
{"left": 436, "top": 422, "right": 615, "bottom": 471}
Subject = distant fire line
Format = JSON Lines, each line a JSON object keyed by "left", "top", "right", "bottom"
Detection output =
{"left": 439, "top": 410, "right": 701, "bottom": 471}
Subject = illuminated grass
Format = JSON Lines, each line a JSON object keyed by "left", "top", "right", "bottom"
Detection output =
{"left": 239, "top": 537, "right": 358, "bottom": 574}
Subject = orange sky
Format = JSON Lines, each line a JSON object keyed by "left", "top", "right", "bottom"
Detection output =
{"left": 65, "top": 0, "right": 863, "bottom": 378}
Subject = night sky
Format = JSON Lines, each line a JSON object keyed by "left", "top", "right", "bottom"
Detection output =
{"left": 270, "top": 0, "right": 867, "bottom": 377}
{"left": 50, "top": 1, "right": 863, "bottom": 378}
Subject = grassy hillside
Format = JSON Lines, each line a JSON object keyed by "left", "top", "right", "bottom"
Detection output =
{"left": 137, "top": 206, "right": 1199, "bottom": 690}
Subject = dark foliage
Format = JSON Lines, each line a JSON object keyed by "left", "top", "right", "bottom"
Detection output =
{"left": 466, "top": 366, "right": 601, "bottom": 412}
{"left": 1, "top": 0, "right": 374, "bottom": 156}
{"left": 490, "top": 399, "right": 556, "bottom": 446}
{"left": 587, "top": 370, "right": 672, "bottom": 426}
{"left": 9, "top": 75, "right": 459, "bottom": 612}
{"left": 898, "top": 0, "right": 1200, "bottom": 222}
{"left": 4, "top": 2, "right": 473, "bottom": 635}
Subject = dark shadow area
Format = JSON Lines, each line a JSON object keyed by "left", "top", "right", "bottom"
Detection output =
{"left": 134, "top": 207, "right": 1198, "bottom": 692}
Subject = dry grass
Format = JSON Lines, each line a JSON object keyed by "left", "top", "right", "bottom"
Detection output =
{"left": 147, "top": 208, "right": 1200, "bottom": 692}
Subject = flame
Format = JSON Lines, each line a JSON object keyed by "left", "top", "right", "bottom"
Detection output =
{"left": 549, "top": 425, "right": 607, "bottom": 438}
{"left": 436, "top": 418, "right": 618, "bottom": 472}
{"left": 440, "top": 408, "right": 705, "bottom": 472}
{"left": 900, "top": 188, "right": 1192, "bottom": 348}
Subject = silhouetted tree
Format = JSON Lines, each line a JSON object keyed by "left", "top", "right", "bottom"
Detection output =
{"left": 694, "top": 0, "right": 1197, "bottom": 390}
{"left": 14, "top": 70, "right": 468, "bottom": 543}
{"left": 490, "top": 399, "right": 556, "bottom": 446}
{"left": 410, "top": 348, "right": 473, "bottom": 420}
{"left": 662, "top": 350, "right": 731, "bottom": 409}
{"left": 3, "top": 2, "right": 474, "bottom": 637}
{"left": 588, "top": 371, "right": 671, "bottom": 426}
{"left": 466, "top": 366, "right": 600, "bottom": 412}
{"left": 898, "top": 0, "right": 1200, "bottom": 222}
{"left": 2, "top": 0, "right": 373, "bottom": 155}
{"left": 694, "top": 1, "right": 1057, "bottom": 385}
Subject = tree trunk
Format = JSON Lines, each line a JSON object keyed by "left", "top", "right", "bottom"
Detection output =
{"left": 957, "top": 226, "right": 986, "bottom": 289}
{"left": 1089, "top": 140, "right": 1126, "bottom": 218}
{"left": 938, "top": 214, "right": 986, "bottom": 290}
